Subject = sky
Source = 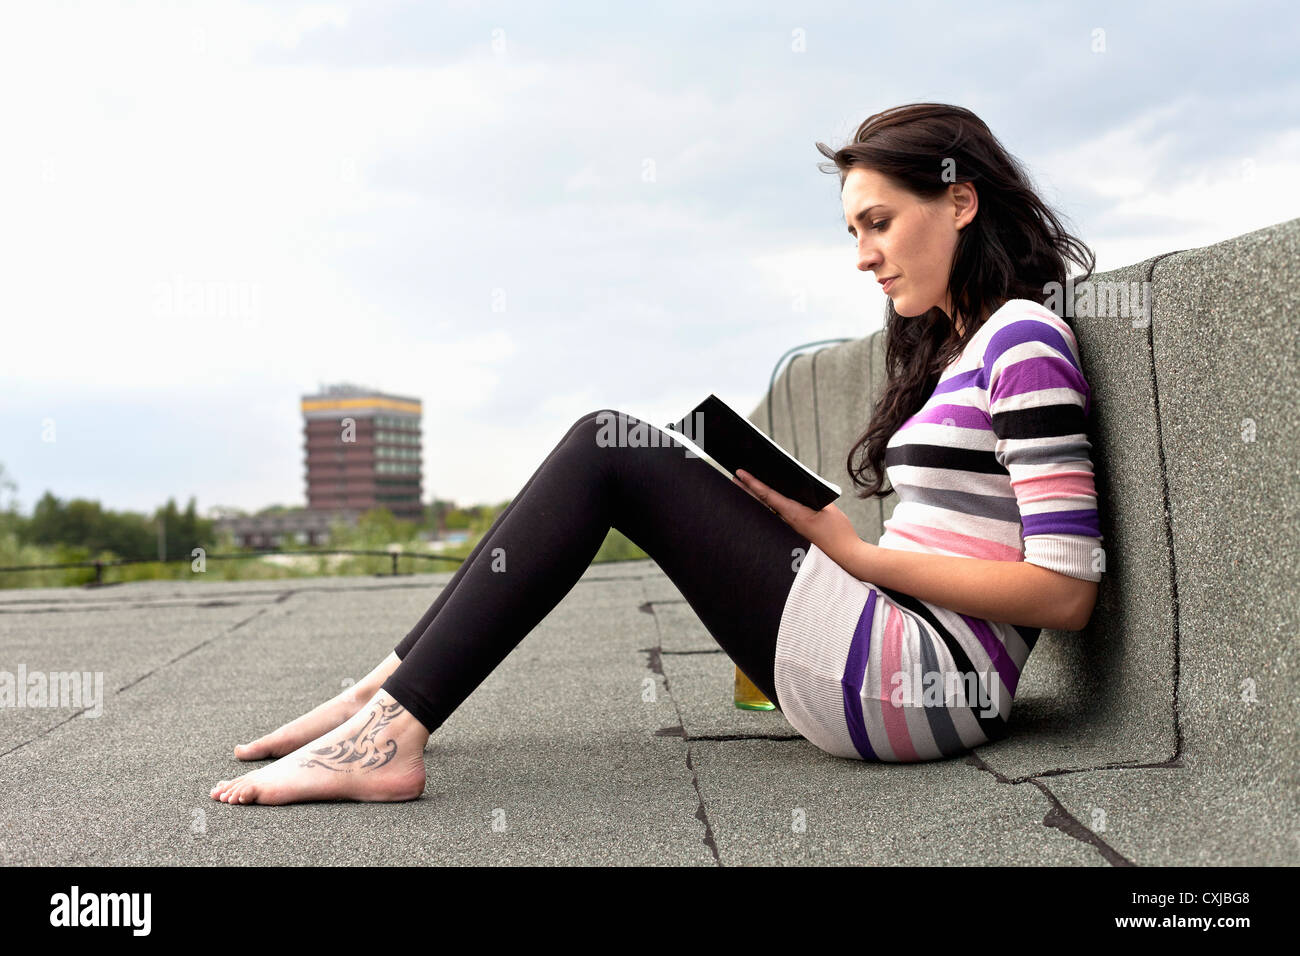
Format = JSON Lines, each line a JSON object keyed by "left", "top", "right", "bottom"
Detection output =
{"left": 1, "top": 0, "right": 1297, "bottom": 517}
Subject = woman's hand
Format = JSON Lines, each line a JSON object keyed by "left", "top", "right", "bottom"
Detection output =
{"left": 732, "top": 468, "right": 862, "bottom": 567}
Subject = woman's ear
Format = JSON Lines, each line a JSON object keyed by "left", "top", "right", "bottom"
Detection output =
{"left": 951, "top": 181, "right": 978, "bottom": 231}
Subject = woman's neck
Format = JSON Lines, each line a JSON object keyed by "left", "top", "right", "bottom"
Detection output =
{"left": 956, "top": 298, "right": 1008, "bottom": 338}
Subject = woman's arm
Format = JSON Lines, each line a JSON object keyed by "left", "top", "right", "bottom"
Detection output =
{"left": 834, "top": 540, "right": 1098, "bottom": 632}
{"left": 731, "top": 469, "right": 1098, "bottom": 632}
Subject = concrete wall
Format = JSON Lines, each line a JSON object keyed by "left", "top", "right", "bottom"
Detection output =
{"left": 747, "top": 218, "right": 1299, "bottom": 788}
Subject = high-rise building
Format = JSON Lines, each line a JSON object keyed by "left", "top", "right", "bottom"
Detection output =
{"left": 301, "top": 383, "right": 424, "bottom": 522}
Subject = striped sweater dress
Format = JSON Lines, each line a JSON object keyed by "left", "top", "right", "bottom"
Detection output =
{"left": 773, "top": 298, "right": 1104, "bottom": 761}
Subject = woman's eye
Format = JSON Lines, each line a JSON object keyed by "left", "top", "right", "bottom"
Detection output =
{"left": 851, "top": 220, "right": 888, "bottom": 241}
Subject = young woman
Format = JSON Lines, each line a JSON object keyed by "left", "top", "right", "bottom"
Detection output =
{"left": 210, "top": 102, "right": 1103, "bottom": 805}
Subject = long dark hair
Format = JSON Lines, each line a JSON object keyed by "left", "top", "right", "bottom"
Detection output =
{"left": 815, "top": 103, "right": 1096, "bottom": 500}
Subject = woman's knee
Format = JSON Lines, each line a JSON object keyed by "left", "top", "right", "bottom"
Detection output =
{"left": 579, "top": 407, "right": 622, "bottom": 427}
{"left": 553, "top": 408, "right": 618, "bottom": 448}
{"left": 548, "top": 409, "right": 625, "bottom": 464}
{"left": 574, "top": 408, "right": 629, "bottom": 447}
{"left": 565, "top": 409, "right": 689, "bottom": 467}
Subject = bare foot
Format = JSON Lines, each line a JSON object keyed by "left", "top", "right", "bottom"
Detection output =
{"left": 211, "top": 689, "right": 428, "bottom": 806}
{"left": 234, "top": 652, "right": 402, "bottom": 760}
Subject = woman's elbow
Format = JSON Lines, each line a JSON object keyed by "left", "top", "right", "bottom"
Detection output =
{"left": 1061, "top": 580, "right": 1099, "bottom": 631}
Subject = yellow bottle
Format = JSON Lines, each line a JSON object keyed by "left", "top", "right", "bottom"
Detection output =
{"left": 734, "top": 664, "right": 775, "bottom": 710}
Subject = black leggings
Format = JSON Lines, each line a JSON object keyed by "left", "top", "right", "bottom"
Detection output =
{"left": 380, "top": 409, "right": 813, "bottom": 734}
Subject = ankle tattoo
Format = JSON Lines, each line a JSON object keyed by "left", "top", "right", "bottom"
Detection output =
{"left": 300, "top": 699, "right": 405, "bottom": 772}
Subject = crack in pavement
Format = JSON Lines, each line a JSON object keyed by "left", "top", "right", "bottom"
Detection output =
{"left": 639, "top": 598, "right": 720, "bottom": 866}
{"left": 966, "top": 751, "right": 1135, "bottom": 866}
{"left": 991, "top": 754, "right": 1186, "bottom": 784}
{"left": 117, "top": 605, "right": 272, "bottom": 694}
{"left": 0, "top": 603, "right": 276, "bottom": 761}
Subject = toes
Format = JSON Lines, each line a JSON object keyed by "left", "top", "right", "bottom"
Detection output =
{"left": 234, "top": 737, "right": 268, "bottom": 759}
{"left": 211, "top": 772, "right": 251, "bottom": 801}
{"left": 228, "top": 782, "right": 257, "bottom": 804}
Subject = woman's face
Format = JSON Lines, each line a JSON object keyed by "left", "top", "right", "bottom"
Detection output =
{"left": 841, "top": 166, "right": 978, "bottom": 328}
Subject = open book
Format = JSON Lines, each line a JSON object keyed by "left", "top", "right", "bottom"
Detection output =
{"left": 656, "top": 393, "right": 842, "bottom": 511}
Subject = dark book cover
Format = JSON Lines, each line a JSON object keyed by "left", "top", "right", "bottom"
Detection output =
{"left": 666, "top": 393, "right": 841, "bottom": 511}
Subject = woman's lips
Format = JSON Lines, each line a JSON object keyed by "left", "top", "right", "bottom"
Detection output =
{"left": 881, "top": 276, "right": 898, "bottom": 293}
